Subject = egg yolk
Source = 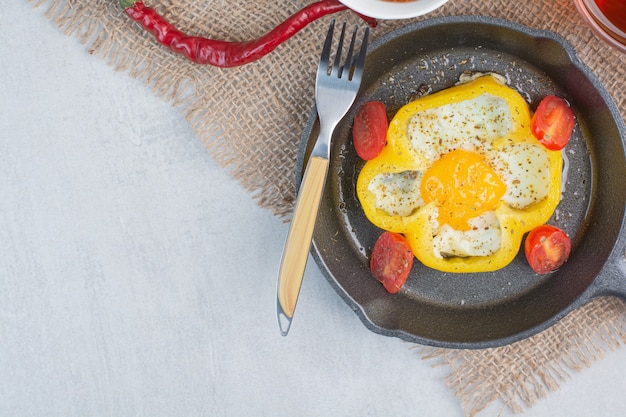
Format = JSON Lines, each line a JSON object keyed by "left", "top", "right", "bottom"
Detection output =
{"left": 421, "top": 149, "right": 506, "bottom": 231}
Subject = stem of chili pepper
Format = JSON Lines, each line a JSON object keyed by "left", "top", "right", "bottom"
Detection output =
{"left": 119, "top": 0, "right": 377, "bottom": 68}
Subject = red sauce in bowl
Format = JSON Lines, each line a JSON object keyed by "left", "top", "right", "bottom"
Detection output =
{"left": 595, "top": 0, "right": 626, "bottom": 34}
{"left": 574, "top": 0, "right": 626, "bottom": 52}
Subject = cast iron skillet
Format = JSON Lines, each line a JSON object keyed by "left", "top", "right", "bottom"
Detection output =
{"left": 297, "top": 16, "right": 626, "bottom": 349}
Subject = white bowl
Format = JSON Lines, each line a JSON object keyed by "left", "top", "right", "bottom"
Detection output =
{"left": 340, "top": 0, "right": 450, "bottom": 20}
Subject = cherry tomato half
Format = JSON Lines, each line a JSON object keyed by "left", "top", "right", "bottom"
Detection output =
{"left": 530, "top": 95, "right": 575, "bottom": 151}
{"left": 370, "top": 232, "right": 414, "bottom": 293}
{"left": 524, "top": 225, "right": 571, "bottom": 274}
{"left": 353, "top": 101, "right": 388, "bottom": 160}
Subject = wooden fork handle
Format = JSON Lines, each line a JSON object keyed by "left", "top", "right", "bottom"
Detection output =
{"left": 277, "top": 155, "right": 329, "bottom": 335}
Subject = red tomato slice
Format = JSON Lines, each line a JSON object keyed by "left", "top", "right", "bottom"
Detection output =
{"left": 530, "top": 95, "right": 575, "bottom": 151}
{"left": 370, "top": 232, "right": 413, "bottom": 293}
{"left": 524, "top": 225, "right": 571, "bottom": 274}
{"left": 353, "top": 101, "right": 388, "bottom": 160}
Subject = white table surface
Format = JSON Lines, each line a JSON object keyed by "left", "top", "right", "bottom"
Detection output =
{"left": 2, "top": 2, "right": 625, "bottom": 416}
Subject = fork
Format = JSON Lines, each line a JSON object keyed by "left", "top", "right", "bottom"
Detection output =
{"left": 276, "top": 20, "right": 369, "bottom": 336}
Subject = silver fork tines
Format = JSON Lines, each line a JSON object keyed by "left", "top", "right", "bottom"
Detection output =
{"left": 313, "top": 21, "right": 369, "bottom": 160}
{"left": 320, "top": 21, "right": 365, "bottom": 80}
{"left": 276, "top": 20, "right": 369, "bottom": 336}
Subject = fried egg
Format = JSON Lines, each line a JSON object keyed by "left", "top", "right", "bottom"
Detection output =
{"left": 370, "top": 85, "right": 552, "bottom": 258}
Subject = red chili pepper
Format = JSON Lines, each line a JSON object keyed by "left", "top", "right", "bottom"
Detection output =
{"left": 120, "top": 0, "right": 377, "bottom": 68}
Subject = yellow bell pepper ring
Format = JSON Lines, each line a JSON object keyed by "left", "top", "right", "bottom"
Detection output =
{"left": 356, "top": 74, "right": 563, "bottom": 273}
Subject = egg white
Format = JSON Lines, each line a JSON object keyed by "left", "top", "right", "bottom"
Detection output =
{"left": 368, "top": 170, "right": 423, "bottom": 217}
{"left": 408, "top": 93, "right": 513, "bottom": 168}
{"left": 431, "top": 211, "right": 502, "bottom": 258}
{"left": 486, "top": 143, "right": 551, "bottom": 209}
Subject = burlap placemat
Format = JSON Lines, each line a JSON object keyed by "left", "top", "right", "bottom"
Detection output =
{"left": 34, "top": 0, "right": 626, "bottom": 414}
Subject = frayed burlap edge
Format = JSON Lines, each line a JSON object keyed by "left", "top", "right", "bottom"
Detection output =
{"left": 29, "top": 0, "right": 626, "bottom": 415}
{"left": 416, "top": 297, "right": 626, "bottom": 416}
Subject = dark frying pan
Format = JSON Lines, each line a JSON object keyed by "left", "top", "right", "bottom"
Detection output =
{"left": 296, "top": 16, "right": 626, "bottom": 349}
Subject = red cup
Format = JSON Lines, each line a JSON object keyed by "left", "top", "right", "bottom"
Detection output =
{"left": 573, "top": 0, "right": 626, "bottom": 53}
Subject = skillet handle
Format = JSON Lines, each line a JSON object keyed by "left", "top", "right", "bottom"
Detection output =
{"left": 588, "top": 237, "right": 626, "bottom": 301}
